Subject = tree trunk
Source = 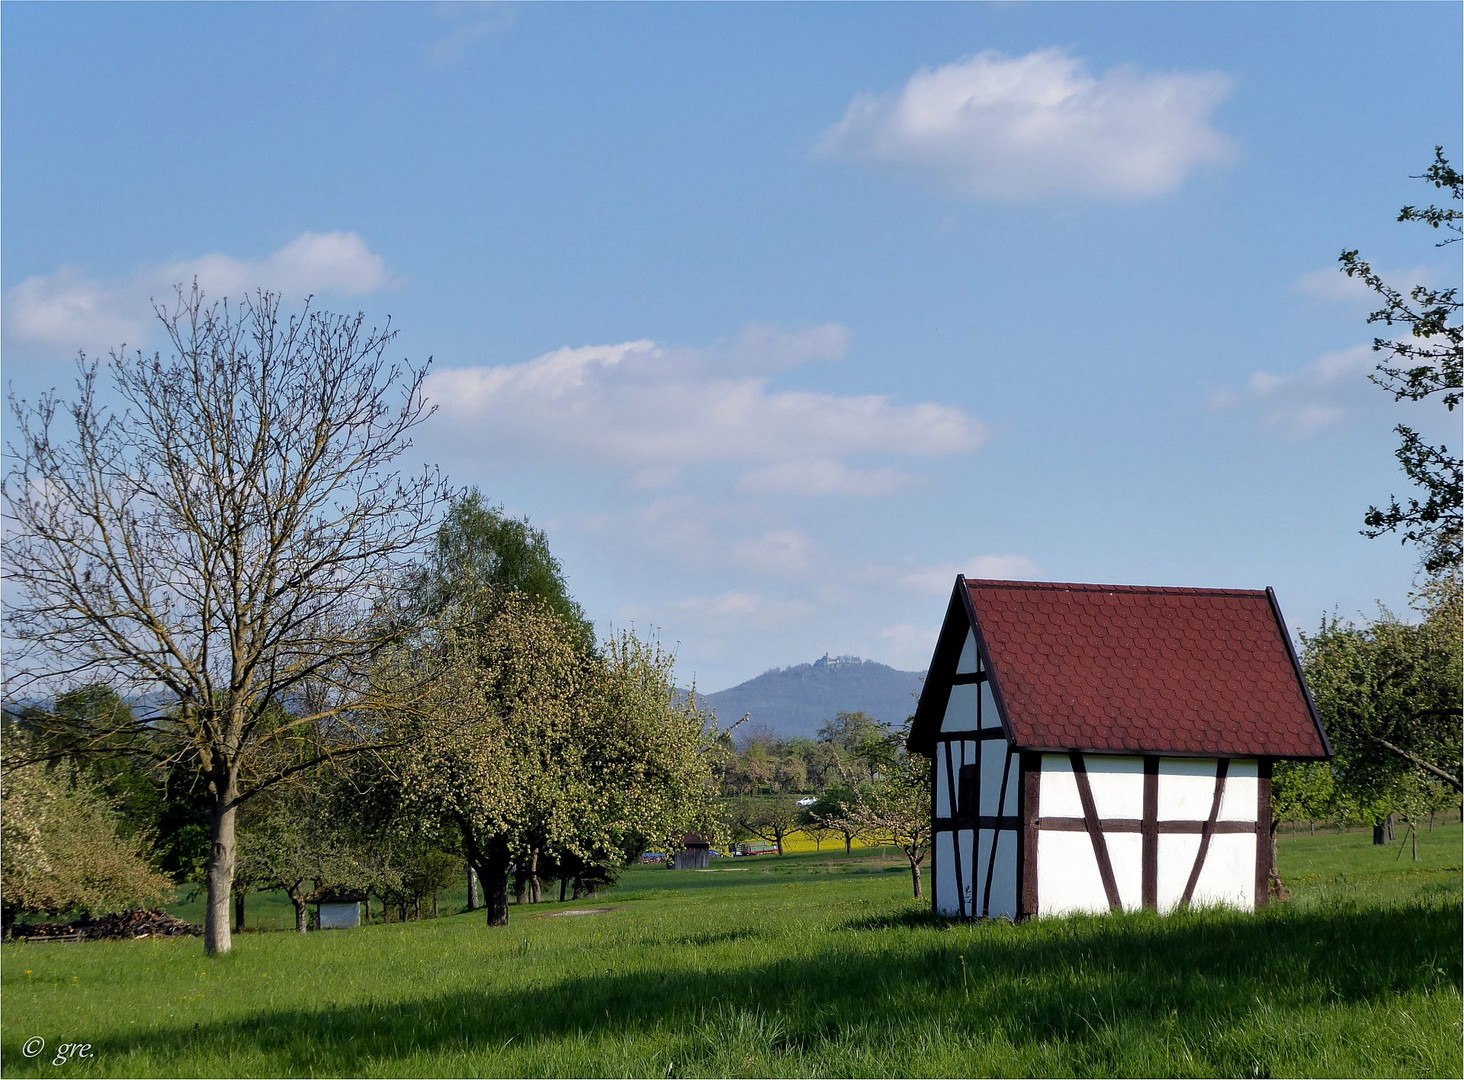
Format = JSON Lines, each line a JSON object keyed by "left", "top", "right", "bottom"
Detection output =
{"left": 909, "top": 856, "right": 923, "bottom": 899}
{"left": 363, "top": 894, "right": 372, "bottom": 922}
{"left": 844, "top": 835, "right": 852, "bottom": 855}
{"left": 414, "top": 896, "right": 421, "bottom": 921}
{"left": 1373, "top": 822, "right": 1386, "bottom": 845}
{"left": 476, "top": 839, "right": 511, "bottom": 926}
{"left": 432, "top": 892, "right": 439, "bottom": 918}
{"left": 775, "top": 835, "right": 784, "bottom": 855}
{"left": 233, "top": 891, "right": 245, "bottom": 933}
{"left": 1267, "top": 819, "right": 1290, "bottom": 900}
{"left": 467, "top": 868, "right": 480, "bottom": 911}
{"left": 559, "top": 876, "right": 569, "bottom": 902}
{"left": 529, "top": 850, "right": 541, "bottom": 903}
{"left": 514, "top": 863, "right": 529, "bottom": 905}
{"left": 203, "top": 778, "right": 239, "bottom": 955}
{"left": 572, "top": 876, "right": 584, "bottom": 900}
{"left": 1386, "top": 813, "right": 1395, "bottom": 841}
{"left": 289, "top": 890, "right": 308, "bottom": 933}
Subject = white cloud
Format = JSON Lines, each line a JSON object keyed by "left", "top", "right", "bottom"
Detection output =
{"left": 1210, "top": 344, "right": 1375, "bottom": 437}
{"left": 878, "top": 623, "right": 942, "bottom": 670}
{"left": 736, "top": 458, "right": 913, "bottom": 497}
{"left": 732, "top": 529, "right": 813, "bottom": 576}
{"left": 4, "top": 232, "right": 395, "bottom": 355}
{"left": 3, "top": 266, "right": 148, "bottom": 352}
{"left": 424, "top": 329, "right": 985, "bottom": 471}
{"left": 819, "top": 47, "right": 1235, "bottom": 200}
{"left": 899, "top": 554, "right": 1041, "bottom": 596}
{"left": 674, "top": 591, "right": 817, "bottom": 623}
{"left": 720, "top": 323, "right": 851, "bottom": 375}
{"left": 423, "top": 2, "right": 514, "bottom": 66}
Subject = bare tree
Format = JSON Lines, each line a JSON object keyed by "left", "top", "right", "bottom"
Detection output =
{"left": 3, "top": 285, "right": 446, "bottom": 954}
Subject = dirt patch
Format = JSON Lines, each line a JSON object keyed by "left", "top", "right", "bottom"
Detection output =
{"left": 539, "top": 907, "right": 614, "bottom": 918}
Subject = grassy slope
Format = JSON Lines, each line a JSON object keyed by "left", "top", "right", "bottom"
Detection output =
{"left": 2, "top": 829, "right": 1459, "bottom": 1078}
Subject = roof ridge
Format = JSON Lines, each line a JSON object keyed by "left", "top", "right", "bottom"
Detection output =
{"left": 963, "top": 578, "right": 1269, "bottom": 598}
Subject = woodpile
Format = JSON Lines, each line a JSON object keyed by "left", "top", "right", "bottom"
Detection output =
{"left": 16, "top": 909, "right": 201, "bottom": 942}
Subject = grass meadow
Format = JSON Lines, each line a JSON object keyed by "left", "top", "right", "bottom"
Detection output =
{"left": 2, "top": 825, "right": 1460, "bottom": 1078}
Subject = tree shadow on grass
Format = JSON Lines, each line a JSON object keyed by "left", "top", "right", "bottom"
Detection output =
{"left": 68, "top": 901, "right": 1464, "bottom": 1076}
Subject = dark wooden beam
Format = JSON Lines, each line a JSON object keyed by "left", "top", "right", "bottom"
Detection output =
{"left": 1179, "top": 759, "right": 1230, "bottom": 909}
{"left": 1142, "top": 756, "right": 1158, "bottom": 910}
{"left": 1070, "top": 752, "right": 1122, "bottom": 913}
{"left": 1019, "top": 751, "right": 1040, "bottom": 920}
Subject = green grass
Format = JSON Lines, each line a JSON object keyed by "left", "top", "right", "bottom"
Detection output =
{"left": 3, "top": 829, "right": 1460, "bottom": 1077}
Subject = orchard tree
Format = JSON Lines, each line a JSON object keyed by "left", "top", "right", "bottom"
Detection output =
{"left": 2, "top": 285, "right": 445, "bottom": 954}
{"left": 1, "top": 729, "right": 175, "bottom": 929}
{"left": 835, "top": 751, "right": 933, "bottom": 898}
{"left": 235, "top": 777, "right": 372, "bottom": 932}
{"left": 730, "top": 794, "right": 804, "bottom": 855}
{"left": 14, "top": 683, "right": 213, "bottom": 884}
{"left": 1301, "top": 578, "right": 1462, "bottom": 845}
{"left": 1341, "top": 147, "right": 1461, "bottom": 575}
{"left": 390, "top": 589, "right": 718, "bottom": 927}
{"left": 806, "top": 784, "right": 862, "bottom": 854}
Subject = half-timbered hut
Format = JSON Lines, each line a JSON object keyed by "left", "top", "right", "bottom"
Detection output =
{"left": 908, "top": 578, "right": 1331, "bottom": 920}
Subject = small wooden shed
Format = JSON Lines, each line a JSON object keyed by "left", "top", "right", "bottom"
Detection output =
{"left": 672, "top": 834, "right": 712, "bottom": 870}
{"left": 908, "top": 577, "right": 1331, "bottom": 920}
{"left": 316, "top": 890, "right": 366, "bottom": 929}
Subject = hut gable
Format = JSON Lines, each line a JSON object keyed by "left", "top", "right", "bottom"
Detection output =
{"left": 910, "top": 576, "right": 1331, "bottom": 922}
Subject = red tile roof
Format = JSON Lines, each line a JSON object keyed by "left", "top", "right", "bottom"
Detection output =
{"left": 913, "top": 578, "right": 1329, "bottom": 759}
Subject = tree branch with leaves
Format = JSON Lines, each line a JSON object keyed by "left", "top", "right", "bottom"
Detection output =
{"left": 1340, "top": 147, "right": 1462, "bottom": 576}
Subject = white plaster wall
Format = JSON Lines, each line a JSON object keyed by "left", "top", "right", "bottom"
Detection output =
{"left": 1218, "top": 760, "right": 1258, "bottom": 821}
{"left": 1192, "top": 833, "right": 1256, "bottom": 909}
{"left": 979, "top": 741, "right": 1009, "bottom": 816}
{"left": 319, "top": 903, "right": 360, "bottom": 929}
{"left": 1156, "top": 833, "right": 1203, "bottom": 912}
{"left": 944, "top": 684, "right": 979, "bottom": 732}
{"left": 1035, "top": 830, "right": 1109, "bottom": 916}
{"left": 956, "top": 630, "right": 979, "bottom": 674}
{"left": 1086, "top": 757, "right": 1145, "bottom": 820}
{"left": 1158, "top": 758, "right": 1220, "bottom": 819}
{"left": 935, "top": 743, "right": 951, "bottom": 817}
{"left": 958, "top": 829, "right": 975, "bottom": 916}
{"left": 979, "top": 681, "right": 1002, "bottom": 729}
{"left": 974, "top": 829, "right": 993, "bottom": 915}
{"left": 934, "top": 830, "right": 958, "bottom": 915}
{"left": 985, "top": 829, "right": 1019, "bottom": 919}
{"left": 1107, "top": 832, "right": 1143, "bottom": 912}
{"left": 1039, "top": 754, "right": 1085, "bottom": 817}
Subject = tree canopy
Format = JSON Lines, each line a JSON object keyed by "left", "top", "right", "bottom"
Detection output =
{"left": 1301, "top": 577, "right": 1462, "bottom": 818}
{"left": 2, "top": 726, "right": 175, "bottom": 926}
{"left": 388, "top": 586, "right": 717, "bottom": 926}
{"left": 415, "top": 488, "right": 595, "bottom": 651}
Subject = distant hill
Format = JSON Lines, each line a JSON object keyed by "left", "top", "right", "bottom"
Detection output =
{"left": 698, "top": 655, "right": 924, "bottom": 742}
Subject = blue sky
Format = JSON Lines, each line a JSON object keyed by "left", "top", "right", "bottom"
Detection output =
{"left": 4, "top": 2, "right": 1460, "bottom": 693}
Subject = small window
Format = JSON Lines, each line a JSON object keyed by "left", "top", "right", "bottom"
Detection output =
{"left": 958, "top": 763, "right": 979, "bottom": 821}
